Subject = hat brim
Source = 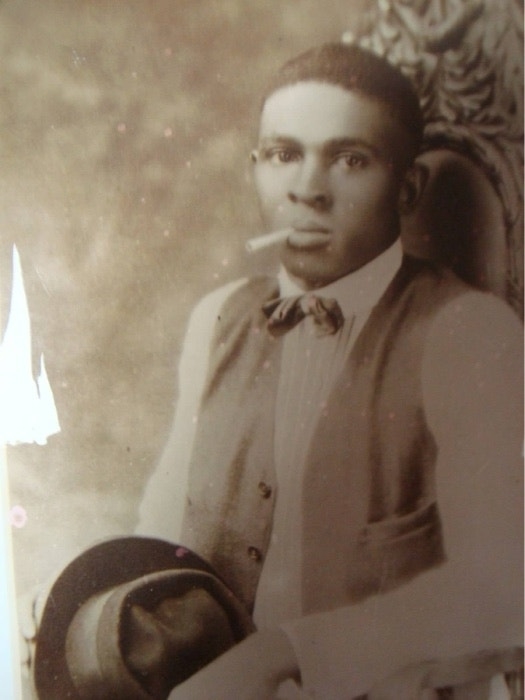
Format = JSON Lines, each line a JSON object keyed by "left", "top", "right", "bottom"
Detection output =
{"left": 33, "top": 536, "right": 254, "bottom": 699}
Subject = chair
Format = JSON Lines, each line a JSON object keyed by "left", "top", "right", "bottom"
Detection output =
{"left": 344, "top": 1, "right": 523, "bottom": 697}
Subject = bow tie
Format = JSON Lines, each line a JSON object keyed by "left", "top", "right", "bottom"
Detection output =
{"left": 262, "top": 293, "right": 344, "bottom": 337}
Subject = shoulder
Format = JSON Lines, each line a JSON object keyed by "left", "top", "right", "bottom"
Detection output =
{"left": 183, "top": 275, "right": 279, "bottom": 353}
{"left": 392, "top": 256, "right": 520, "bottom": 349}
{"left": 403, "top": 257, "right": 470, "bottom": 300}
{"left": 183, "top": 278, "right": 251, "bottom": 344}
{"left": 189, "top": 278, "right": 250, "bottom": 323}
{"left": 422, "top": 289, "right": 523, "bottom": 441}
{"left": 425, "top": 289, "right": 522, "bottom": 360}
{"left": 188, "top": 276, "right": 278, "bottom": 325}
{"left": 190, "top": 275, "right": 279, "bottom": 338}
{"left": 388, "top": 257, "right": 472, "bottom": 328}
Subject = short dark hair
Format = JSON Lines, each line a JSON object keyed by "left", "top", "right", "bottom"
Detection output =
{"left": 263, "top": 42, "right": 424, "bottom": 162}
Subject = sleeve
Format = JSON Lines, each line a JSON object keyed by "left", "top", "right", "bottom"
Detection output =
{"left": 280, "top": 291, "right": 523, "bottom": 698}
{"left": 135, "top": 278, "right": 248, "bottom": 542}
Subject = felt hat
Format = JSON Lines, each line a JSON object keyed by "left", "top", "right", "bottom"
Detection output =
{"left": 32, "top": 536, "right": 255, "bottom": 700}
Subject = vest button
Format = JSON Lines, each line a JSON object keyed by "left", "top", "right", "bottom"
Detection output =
{"left": 247, "top": 546, "right": 262, "bottom": 562}
{"left": 258, "top": 481, "right": 272, "bottom": 499}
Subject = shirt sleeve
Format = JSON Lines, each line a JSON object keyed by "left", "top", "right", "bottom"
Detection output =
{"left": 281, "top": 291, "right": 523, "bottom": 699}
{"left": 135, "top": 278, "right": 247, "bottom": 542}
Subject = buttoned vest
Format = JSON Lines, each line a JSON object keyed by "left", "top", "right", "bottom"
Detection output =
{"left": 181, "top": 257, "right": 468, "bottom": 614}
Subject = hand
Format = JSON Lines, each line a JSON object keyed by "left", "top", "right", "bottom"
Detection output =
{"left": 368, "top": 647, "right": 523, "bottom": 700}
{"left": 17, "top": 589, "right": 37, "bottom": 679}
{"left": 167, "top": 628, "right": 300, "bottom": 700}
{"left": 17, "top": 582, "right": 49, "bottom": 680}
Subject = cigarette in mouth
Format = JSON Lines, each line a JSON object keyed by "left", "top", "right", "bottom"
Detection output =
{"left": 245, "top": 228, "right": 293, "bottom": 253}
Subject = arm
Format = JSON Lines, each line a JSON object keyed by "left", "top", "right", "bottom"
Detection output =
{"left": 168, "top": 628, "right": 301, "bottom": 700}
{"left": 136, "top": 279, "right": 247, "bottom": 541}
{"left": 170, "top": 291, "right": 523, "bottom": 699}
{"left": 17, "top": 284, "right": 222, "bottom": 689}
{"left": 283, "top": 291, "right": 523, "bottom": 696}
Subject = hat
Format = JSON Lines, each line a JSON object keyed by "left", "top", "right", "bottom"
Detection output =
{"left": 33, "top": 536, "right": 255, "bottom": 699}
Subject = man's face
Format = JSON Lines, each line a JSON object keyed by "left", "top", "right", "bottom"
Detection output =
{"left": 253, "top": 81, "right": 411, "bottom": 289}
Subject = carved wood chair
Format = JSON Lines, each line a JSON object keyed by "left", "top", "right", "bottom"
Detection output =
{"left": 348, "top": 0, "right": 523, "bottom": 317}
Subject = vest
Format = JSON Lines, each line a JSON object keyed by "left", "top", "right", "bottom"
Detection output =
{"left": 181, "top": 257, "right": 468, "bottom": 614}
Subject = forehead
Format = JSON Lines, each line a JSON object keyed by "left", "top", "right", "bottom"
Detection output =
{"left": 259, "top": 81, "right": 401, "bottom": 154}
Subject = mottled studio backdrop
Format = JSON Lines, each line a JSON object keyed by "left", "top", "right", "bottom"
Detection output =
{"left": 2, "top": 0, "right": 377, "bottom": 596}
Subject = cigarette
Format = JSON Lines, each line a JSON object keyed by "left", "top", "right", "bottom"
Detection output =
{"left": 245, "top": 228, "right": 293, "bottom": 253}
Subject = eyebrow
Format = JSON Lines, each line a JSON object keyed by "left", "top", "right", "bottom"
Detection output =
{"left": 258, "top": 135, "right": 303, "bottom": 150}
{"left": 323, "top": 138, "right": 382, "bottom": 159}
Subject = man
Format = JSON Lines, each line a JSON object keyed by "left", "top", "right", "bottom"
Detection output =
{"left": 137, "top": 43, "right": 523, "bottom": 698}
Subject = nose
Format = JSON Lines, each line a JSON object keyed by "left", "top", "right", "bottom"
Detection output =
{"left": 287, "top": 158, "right": 333, "bottom": 211}
{"left": 288, "top": 190, "right": 332, "bottom": 210}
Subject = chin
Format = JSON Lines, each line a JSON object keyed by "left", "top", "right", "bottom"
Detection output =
{"left": 282, "top": 262, "right": 342, "bottom": 290}
{"left": 280, "top": 248, "right": 338, "bottom": 285}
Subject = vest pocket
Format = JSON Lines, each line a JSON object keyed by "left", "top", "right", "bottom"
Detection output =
{"left": 347, "top": 502, "right": 445, "bottom": 600}
{"left": 358, "top": 501, "right": 442, "bottom": 543}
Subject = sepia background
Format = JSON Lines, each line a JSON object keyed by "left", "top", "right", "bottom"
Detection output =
{"left": 2, "top": 0, "right": 377, "bottom": 598}
{"left": 1, "top": 0, "right": 522, "bottom": 663}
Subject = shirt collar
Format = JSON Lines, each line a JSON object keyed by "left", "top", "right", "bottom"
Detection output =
{"left": 277, "top": 239, "right": 403, "bottom": 318}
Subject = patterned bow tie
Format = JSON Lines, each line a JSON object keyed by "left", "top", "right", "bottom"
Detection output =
{"left": 262, "top": 293, "right": 344, "bottom": 337}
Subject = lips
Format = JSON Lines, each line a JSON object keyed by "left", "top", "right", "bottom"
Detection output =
{"left": 288, "top": 223, "right": 331, "bottom": 250}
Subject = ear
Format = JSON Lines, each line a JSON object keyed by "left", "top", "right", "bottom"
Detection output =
{"left": 398, "top": 161, "right": 429, "bottom": 214}
{"left": 250, "top": 149, "right": 259, "bottom": 164}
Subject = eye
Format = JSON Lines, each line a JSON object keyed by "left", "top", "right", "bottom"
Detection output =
{"left": 335, "top": 152, "right": 368, "bottom": 170}
{"left": 263, "top": 147, "right": 301, "bottom": 165}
